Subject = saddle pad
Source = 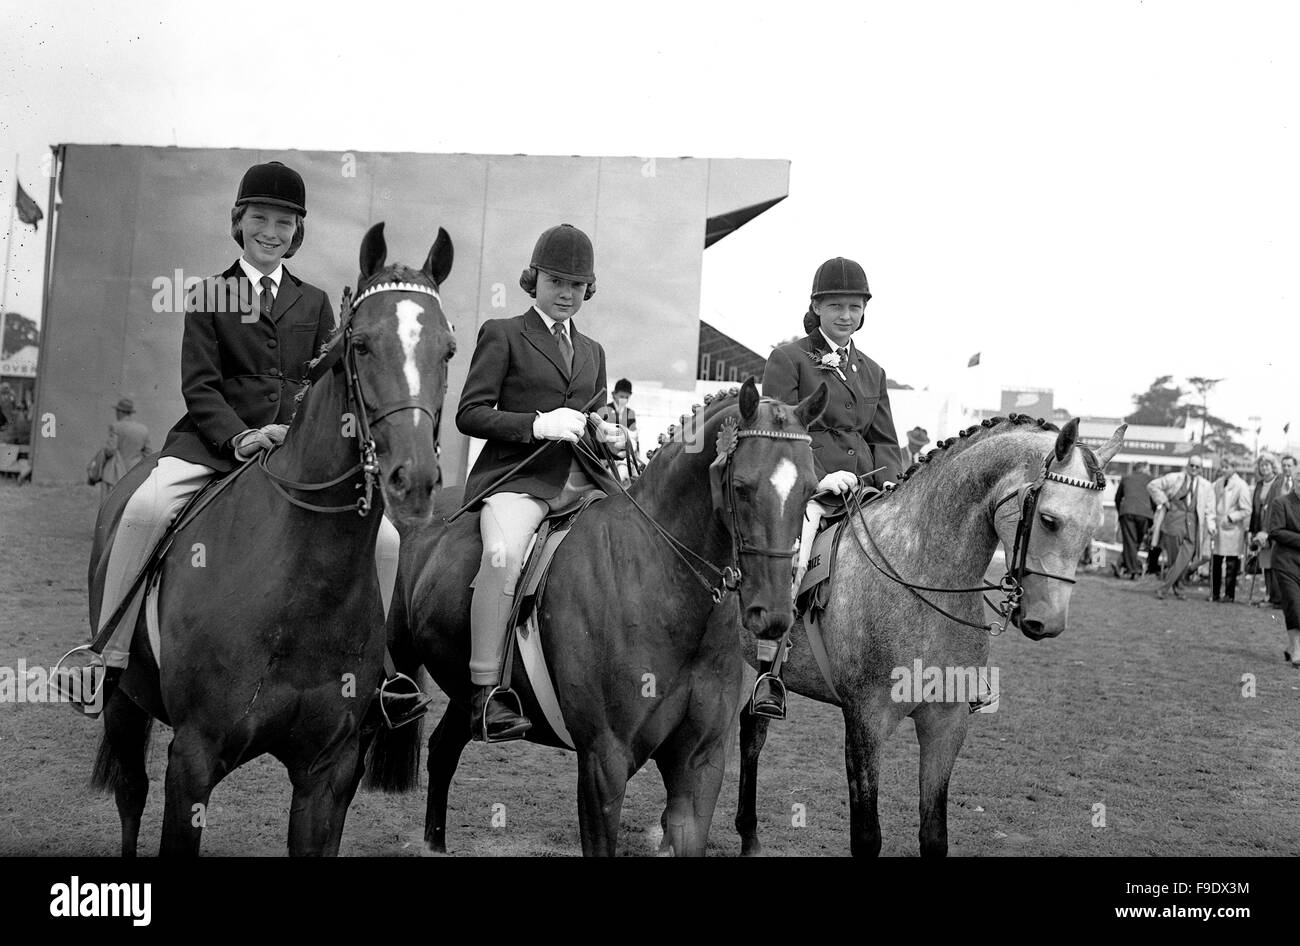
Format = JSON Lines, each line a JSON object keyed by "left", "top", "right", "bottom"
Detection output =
{"left": 516, "top": 615, "right": 576, "bottom": 749}
{"left": 798, "top": 519, "right": 843, "bottom": 598}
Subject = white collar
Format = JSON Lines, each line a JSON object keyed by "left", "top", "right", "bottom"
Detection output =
{"left": 239, "top": 258, "right": 283, "bottom": 293}
{"left": 533, "top": 305, "right": 571, "bottom": 336}
{"left": 818, "top": 328, "right": 852, "bottom": 355}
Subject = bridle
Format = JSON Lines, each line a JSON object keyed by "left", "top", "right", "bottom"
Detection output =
{"left": 259, "top": 279, "right": 448, "bottom": 516}
{"left": 574, "top": 413, "right": 812, "bottom": 603}
{"left": 850, "top": 445, "right": 1106, "bottom": 635}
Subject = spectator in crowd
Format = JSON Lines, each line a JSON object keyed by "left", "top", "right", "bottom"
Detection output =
{"left": 1149, "top": 458, "right": 1217, "bottom": 600}
{"left": 1256, "top": 454, "right": 1295, "bottom": 608}
{"left": 1249, "top": 453, "right": 1280, "bottom": 607}
{"left": 1113, "top": 461, "right": 1154, "bottom": 579}
{"left": 905, "top": 426, "right": 930, "bottom": 467}
{"left": 597, "top": 378, "right": 639, "bottom": 485}
{"left": 1211, "top": 462, "right": 1252, "bottom": 603}
{"left": 100, "top": 397, "right": 151, "bottom": 503}
{"left": 1266, "top": 471, "right": 1300, "bottom": 668}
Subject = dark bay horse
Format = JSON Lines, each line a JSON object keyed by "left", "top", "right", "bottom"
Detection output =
{"left": 85, "top": 222, "right": 456, "bottom": 855}
{"left": 734, "top": 415, "right": 1126, "bottom": 856}
{"left": 368, "top": 379, "right": 828, "bottom": 855}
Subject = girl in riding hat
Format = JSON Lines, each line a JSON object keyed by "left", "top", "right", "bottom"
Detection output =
{"left": 92, "top": 161, "right": 409, "bottom": 721}
{"left": 755, "top": 257, "right": 904, "bottom": 718}
{"left": 456, "top": 223, "right": 625, "bottom": 742}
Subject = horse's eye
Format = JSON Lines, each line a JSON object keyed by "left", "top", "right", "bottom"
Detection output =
{"left": 352, "top": 338, "right": 369, "bottom": 355}
{"left": 1039, "top": 513, "right": 1059, "bottom": 532}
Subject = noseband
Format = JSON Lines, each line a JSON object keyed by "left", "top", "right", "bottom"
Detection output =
{"left": 259, "top": 280, "right": 448, "bottom": 516}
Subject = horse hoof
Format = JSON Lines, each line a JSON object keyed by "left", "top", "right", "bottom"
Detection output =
{"left": 740, "top": 839, "right": 764, "bottom": 857}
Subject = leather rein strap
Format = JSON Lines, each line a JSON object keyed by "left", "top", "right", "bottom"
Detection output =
{"left": 259, "top": 281, "right": 444, "bottom": 516}
{"left": 849, "top": 446, "right": 1105, "bottom": 635}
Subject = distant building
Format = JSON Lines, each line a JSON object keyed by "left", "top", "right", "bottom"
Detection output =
{"left": 698, "top": 321, "right": 767, "bottom": 385}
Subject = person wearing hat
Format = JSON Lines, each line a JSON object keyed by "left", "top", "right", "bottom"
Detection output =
{"left": 756, "top": 256, "right": 904, "bottom": 719}
{"left": 89, "top": 160, "right": 358, "bottom": 708}
{"left": 456, "top": 223, "right": 626, "bottom": 742}
{"left": 99, "top": 396, "right": 152, "bottom": 504}
{"left": 905, "top": 426, "right": 930, "bottom": 468}
{"left": 597, "top": 378, "right": 639, "bottom": 484}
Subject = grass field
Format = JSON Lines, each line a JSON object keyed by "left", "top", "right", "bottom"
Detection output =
{"left": 1, "top": 480, "right": 1297, "bottom": 856}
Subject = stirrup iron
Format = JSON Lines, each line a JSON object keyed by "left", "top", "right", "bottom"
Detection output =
{"left": 52, "top": 643, "right": 108, "bottom": 717}
{"left": 378, "top": 672, "right": 429, "bottom": 729}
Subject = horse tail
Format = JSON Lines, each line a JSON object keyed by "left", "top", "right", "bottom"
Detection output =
{"left": 89, "top": 716, "right": 155, "bottom": 794}
{"left": 363, "top": 573, "right": 424, "bottom": 794}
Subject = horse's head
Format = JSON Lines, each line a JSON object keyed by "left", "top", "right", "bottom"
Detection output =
{"left": 994, "top": 418, "right": 1126, "bottom": 639}
{"left": 346, "top": 222, "right": 456, "bottom": 524}
{"left": 706, "top": 377, "right": 829, "bottom": 639}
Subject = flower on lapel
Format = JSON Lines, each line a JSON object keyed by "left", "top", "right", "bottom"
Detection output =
{"left": 807, "top": 348, "right": 847, "bottom": 381}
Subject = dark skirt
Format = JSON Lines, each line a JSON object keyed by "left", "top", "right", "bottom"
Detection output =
{"left": 1275, "top": 569, "right": 1300, "bottom": 631}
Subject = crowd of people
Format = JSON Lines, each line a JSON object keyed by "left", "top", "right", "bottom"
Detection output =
{"left": 1110, "top": 453, "right": 1300, "bottom": 667}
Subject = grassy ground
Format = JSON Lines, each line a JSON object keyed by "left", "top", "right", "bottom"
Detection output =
{"left": 1, "top": 479, "right": 1296, "bottom": 856}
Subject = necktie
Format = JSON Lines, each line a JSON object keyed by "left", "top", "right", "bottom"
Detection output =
{"left": 553, "top": 322, "right": 573, "bottom": 375}
{"left": 836, "top": 346, "right": 848, "bottom": 362}
{"left": 260, "top": 276, "right": 275, "bottom": 320}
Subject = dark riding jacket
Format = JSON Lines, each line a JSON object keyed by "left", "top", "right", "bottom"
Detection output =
{"left": 159, "top": 261, "right": 334, "bottom": 473}
{"left": 762, "top": 331, "right": 904, "bottom": 488}
{"left": 457, "top": 307, "right": 618, "bottom": 504}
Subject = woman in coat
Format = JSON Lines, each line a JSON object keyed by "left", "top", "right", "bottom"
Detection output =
{"left": 755, "top": 256, "right": 904, "bottom": 718}
{"left": 1266, "top": 475, "right": 1300, "bottom": 667}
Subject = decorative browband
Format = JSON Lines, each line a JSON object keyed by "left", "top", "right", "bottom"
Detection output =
{"left": 352, "top": 281, "right": 441, "bottom": 310}
{"left": 736, "top": 430, "right": 813, "bottom": 443}
{"left": 1045, "top": 470, "right": 1105, "bottom": 491}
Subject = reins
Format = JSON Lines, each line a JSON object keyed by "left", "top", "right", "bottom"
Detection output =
{"left": 572, "top": 414, "right": 811, "bottom": 604}
{"left": 845, "top": 447, "right": 1106, "bottom": 635}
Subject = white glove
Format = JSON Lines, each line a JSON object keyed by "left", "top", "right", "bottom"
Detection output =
{"left": 817, "top": 470, "right": 859, "bottom": 495}
{"left": 1254, "top": 531, "right": 1270, "bottom": 546}
{"left": 590, "top": 414, "right": 628, "bottom": 454}
{"left": 260, "top": 423, "right": 289, "bottom": 445}
{"left": 533, "top": 408, "right": 586, "bottom": 443}
{"left": 234, "top": 428, "right": 275, "bottom": 460}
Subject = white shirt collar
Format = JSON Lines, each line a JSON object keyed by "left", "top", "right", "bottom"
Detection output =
{"left": 239, "top": 258, "right": 283, "bottom": 295}
{"left": 533, "top": 305, "right": 570, "bottom": 336}
{"left": 818, "top": 328, "right": 852, "bottom": 355}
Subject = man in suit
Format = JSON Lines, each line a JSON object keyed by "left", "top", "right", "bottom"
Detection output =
{"left": 457, "top": 224, "right": 625, "bottom": 742}
{"left": 1149, "top": 458, "right": 1217, "bottom": 600}
{"left": 100, "top": 396, "right": 152, "bottom": 504}
{"left": 756, "top": 256, "right": 903, "bottom": 718}
{"left": 93, "top": 161, "right": 337, "bottom": 689}
{"left": 1212, "top": 463, "right": 1253, "bottom": 602}
{"left": 1112, "top": 461, "right": 1154, "bottom": 579}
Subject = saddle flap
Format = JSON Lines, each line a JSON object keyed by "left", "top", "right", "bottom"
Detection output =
{"left": 798, "top": 520, "right": 843, "bottom": 598}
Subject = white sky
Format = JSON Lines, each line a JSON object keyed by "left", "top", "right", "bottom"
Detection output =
{"left": 1, "top": 0, "right": 1297, "bottom": 449}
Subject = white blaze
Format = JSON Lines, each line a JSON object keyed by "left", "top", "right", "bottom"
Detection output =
{"left": 769, "top": 458, "right": 798, "bottom": 518}
{"left": 395, "top": 299, "right": 424, "bottom": 426}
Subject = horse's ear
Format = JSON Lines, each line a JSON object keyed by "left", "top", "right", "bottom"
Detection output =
{"left": 360, "top": 222, "right": 387, "bottom": 280}
{"left": 794, "top": 381, "right": 829, "bottom": 429}
{"left": 739, "top": 377, "right": 760, "bottom": 426}
{"left": 423, "top": 227, "right": 454, "bottom": 286}
{"left": 1095, "top": 423, "right": 1127, "bottom": 467}
{"left": 1053, "top": 417, "right": 1079, "bottom": 463}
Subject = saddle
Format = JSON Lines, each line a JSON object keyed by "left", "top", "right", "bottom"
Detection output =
{"left": 492, "top": 490, "right": 606, "bottom": 749}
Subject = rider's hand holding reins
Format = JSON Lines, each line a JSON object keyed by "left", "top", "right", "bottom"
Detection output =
{"left": 233, "top": 428, "right": 276, "bottom": 461}
{"left": 589, "top": 413, "right": 628, "bottom": 456}
{"left": 260, "top": 424, "right": 289, "bottom": 446}
{"left": 817, "top": 470, "right": 859, "bottom": 495}
{"left": 533, "top": 407, "right": 587, "bottom": 443}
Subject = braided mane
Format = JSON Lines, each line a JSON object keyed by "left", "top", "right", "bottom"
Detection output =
{"left": 644, "top": 385, "right": 746, "bottom": 462}
{"left": 888, "top": 412, "right": 1100, "bottom": 495}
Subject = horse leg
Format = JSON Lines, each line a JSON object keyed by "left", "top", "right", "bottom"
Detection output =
{"left": 576, "top": 735, "right": 633, "bottom": 857}
{"left": 655, "top": 733, "right": 729, "bottom": 858}
{"left": 99, "top": 693, "right": 153, "bottom": 857}
{"left": 734, "top": 702, "right": 772, "bottom": 856}
{"left": 914, "top": 702, "right": 970, "bottom": 858}
{"left": 843, "top": 698, "right": 900, "bottom": 858}
{"left": 285, "top": 739, "right": 362, "bottom": 857}
{"left": 159, "top": 727, "right": 224, "bottom": 857}
{"left": 425, "top": 702, "right": 470, "bottom": 854}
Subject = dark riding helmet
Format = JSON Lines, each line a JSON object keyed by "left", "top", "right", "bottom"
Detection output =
{"left": 230, "top": 161, "right": 307, "bottom": 258}
{"left": 803, "top": 257, "right": 871, "bottom": 334}
{"left": 520, "top": 223, "right": 596, "bottom": 300}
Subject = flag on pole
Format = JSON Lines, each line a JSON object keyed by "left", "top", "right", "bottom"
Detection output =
{"left": 967, "top": 352, "right": 980, "bottom": 367}
{"left": 15, "top": 181, "right": 43, "bottom": 230}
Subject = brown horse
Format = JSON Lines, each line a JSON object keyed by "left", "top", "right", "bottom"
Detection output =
{"left": 84, "top": 222, "right": 456, "bottom": 855}
{"left": 734, "top": 415, "right": 1126, "bottom": 856}
{"left": 367, "top": 379, "right": 829, "bottom": 855}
